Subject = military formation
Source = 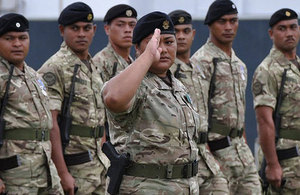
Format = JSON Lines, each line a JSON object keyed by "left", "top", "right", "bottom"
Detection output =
{"left": 0, "top": 0, "right": 299, "bottom": 194}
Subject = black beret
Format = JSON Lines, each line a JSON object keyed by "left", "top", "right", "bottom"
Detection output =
{"left": 269, "top": 8, "right": 298, "bottom": 27}
{"left": 132, "top": 11, "right": 175, "bottom": 44}
{"left": 104, "top": 4, "right": 137, "bottom": 24}
{"left": 204, "top": 0, "right": 238, "bottom": 25}
{"left": 168, "top": 10, "right": 192, "bottom": 25}
{"left": 58, "top": 2, "right": 94, "bottom": 26}
{"left": 0, "top": 13, "right": 29, "bottom": 36}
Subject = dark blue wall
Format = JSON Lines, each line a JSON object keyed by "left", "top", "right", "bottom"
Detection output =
{"left": 26, "top": 20, "right": 300, "bottom": 153}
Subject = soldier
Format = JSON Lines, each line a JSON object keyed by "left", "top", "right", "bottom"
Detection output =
{"left": 191, "top": 0, "right": 262, "bottom": 194}
{"left": 252, "top": 8, "right": 300, "bottom": 194}
{"left": 102, "top": 11, "right": 227, "bottom": 194}
{"left": 168, "top": 10, "right": 229, "bottom": 194}
{"left": 38, "top": 2, "right": 107, "bottom": 195}
{"left": 93, "top": 4, "right": 137, "bottom": 82}
{"left": 0, "top": 13, "right": 63, "bottom": 194}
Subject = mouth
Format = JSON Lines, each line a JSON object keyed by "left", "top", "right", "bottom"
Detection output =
{"left": 159, "top": 56, "right": 170, "bottom": 62}
{"left": 76, "top": 40, "right": 87, "bottom": 44}
{"left": 11, "top": 50, "right": 23, "bottom": 55}
{"left": 223, "top": 33, "right": 234, "bottom": 38}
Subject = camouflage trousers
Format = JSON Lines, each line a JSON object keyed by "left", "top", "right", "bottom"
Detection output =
{"left": 212, "top": 137, "right": 262, "bottom": 195}
{"left": 198, "top": 144, "right": 229, "bottom": 194}
{"left": 68, "top": 152, "right": 107, "bottom": 195}
{"left": 267, "top": 156, "right": 300, "bottom": 195}
{"left": 0, "top": 153, "right": 63, "bottom": 195}
{"left": 106, "top": 175, "right": 199, "bottom": 195}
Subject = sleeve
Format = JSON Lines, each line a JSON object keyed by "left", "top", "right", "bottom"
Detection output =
{"left": 252, "top": 64, "right": 277, "bottom": 110}
{"left": 38, "top": 63, "right": 64, "bottom": 111}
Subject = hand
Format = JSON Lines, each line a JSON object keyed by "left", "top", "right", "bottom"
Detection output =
{"left": 0, "top": 179, "right": 5, "bottom": 194}
{"left": 145, "top": 28, "right": 162, "bottom": 64}
{"left": 60, "top": 172, "right": 76, "bottom": 195}
{"left": 266, "top": 162, "right": 283, "bottom": 189}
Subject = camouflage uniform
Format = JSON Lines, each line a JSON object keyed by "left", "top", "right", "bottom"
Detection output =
{"left": 252, "top": 47, "right": 300, "bottom": 194}
{"left": 38, "top": 42, "right": 108, "bottom": 194}
{"left": 93, "top": 43, "right": 133, "bottom": 82}
{"left": 0, "top": 57, "right": 63, "bottom": 195}
{"left": 191, "top": 39, "right": 261, "bottom": 194}
{"left": 170, "top": 58, "right": 229, "bottom": 194}
{"left": 105, "top": 70, "right": 226, "bottom": 194}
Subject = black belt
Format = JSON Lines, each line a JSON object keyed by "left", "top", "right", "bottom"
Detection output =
{"left": 125, "top": 161, "right": 198, "bottom": 179}
{"left": 64, "top": 150, "right": 93, "bottom": 166}
{"left": 208, "top": 136, "right": 231, "bottom": 152}
{"left": 277, "top": 146, "right": 300, "bottom": 161}
{"left": 0, "top": 155, "right": 21, "bottom": 171}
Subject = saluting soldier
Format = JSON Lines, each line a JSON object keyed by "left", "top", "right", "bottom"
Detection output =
{"left": 191, "top": 0, "right": 261, "bottom": 194}
{"left": 252, "top": 8, "right": 300, "bottom": 194}
{"left": 168, "top": 10, "right": 229, "bottom": 194}
{"left": 0, "top": 13, "right": 63, "bottom": 194}
{"left": 38, "top": 2, "right": 108, "bottom": 195}
{"left": 93, "top": 4, "right": 137, "bottom": 82}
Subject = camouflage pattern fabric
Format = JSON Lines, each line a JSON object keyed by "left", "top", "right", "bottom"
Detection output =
{"left": 191, "top": 39, "right": 261, "bottom": 194}
{"left": 252, "top": 47, "right": 300, "bottom": 194}
{"left": 93, "top": 43, "right": 133, "bottom": 82}
{"left": 38, "top": 42, "right": 109, "bottom": 194}
{"left": 170, "top": 59, "right": 229, "bottom": 194}
{"left": 0, "top": 58, "right": 63, "bottom": 194}
{"left": 105, "top": 71, "right": 227, "bottom": 194}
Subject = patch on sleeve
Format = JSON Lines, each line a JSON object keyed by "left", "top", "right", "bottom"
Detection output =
{"left": 252, "top": 81, "right": 263, "bottom": 96}
{"left": 42, "top": 72, "right": 56, "bottom": 86}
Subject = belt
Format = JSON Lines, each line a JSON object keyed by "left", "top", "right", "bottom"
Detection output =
{"left": 64, "top": 150, "right": 93, "bottom": 166}
{"left": 208, "top": 136, "right": 231, "bottom": 152}
{"left": 280, "top": 129, "right": 300, "bottom": 141}
{"left": 4, "top": 128, "right": 49, "bottom": 141}
{"left": 125, "top": 161, "right": 198, "bottom": 179}
{"left": 209, "top": 119, "right": 243, "bottom": 138}
{"left": 197, "top": 132, "right": 208, "bottom": 144}
{"left": 0, "top": 155, "right": 21, "bottom": 171}
{"left": 70, "top": 125, "right": 104, "bottom": 138}
{"left": 277, "top": 146, "right": 300, "bottom": 161}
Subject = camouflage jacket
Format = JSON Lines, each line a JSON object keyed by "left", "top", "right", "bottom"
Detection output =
{"left": 170, "top": 58, "right": 208, "bottom": 133}
{"left": 105, "top": 71, "right": 199, "bottom": 165}
{"left": 252, "top": 47, "right": 300, "bottom": 149}
{"left": 38, "top": 42, "right": 106, "bottom": 152}
{"left": 93, "top": 42, "right": 133, "bottom": 82}
{"left": 191, "top": 39, "right": 247, "bottom": 140}
{"left": 0, "top": 57, "right": 58, "bottom": 187}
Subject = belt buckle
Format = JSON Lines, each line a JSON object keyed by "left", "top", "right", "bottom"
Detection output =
{"left": 41, "top": 130, "right": 45, "bottom": 141}
{"left": 166, "top": 164, "right": 173, "bottom": 179}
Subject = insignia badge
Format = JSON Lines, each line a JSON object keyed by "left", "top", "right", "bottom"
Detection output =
{"left": 16, "top": 22, "right": 20, "bottom": 28}
{"left": 126, "top": 9, "right": 133, "bottom": 17}
{"left": 87, "top": 13, "right": 93, "bottom": 21}
{"left": 178, "top": 16, "right": 185, "bottom": 23}
{"left": 232, "top": 4, "right": 236, "bottom": 9}
{"left": 162, "top": 20, "right": 170, "bottom": 30}
{"left": 42, "top": 72, "right": 56, "bottom": 86}
{"left": 252, "top": 81, "right": 263, "bottom": 96}
{"left": 286, "top": 11, "right": 291, "bottom": 17}
{"left": 37, "top": 79, "right": 48, "bottom": 96}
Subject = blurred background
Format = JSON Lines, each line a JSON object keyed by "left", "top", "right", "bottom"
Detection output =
{"left": 1, "top": 0, "right": 299, "bottom": 156}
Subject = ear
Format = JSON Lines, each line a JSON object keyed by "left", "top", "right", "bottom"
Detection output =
{"left": 135, "top": 44, "right": 140, "bottom": 57}
{"left": 58, "top": 25, "right": 65, "bottom": 37}
{"left": 192, "top": 29, "right": 196, "bottom": 40}
{"left": 104, "top": 24, "right": 110, "bottom": 36}
{"left": 268, "top": 28, "right": 273, "bottom": 40}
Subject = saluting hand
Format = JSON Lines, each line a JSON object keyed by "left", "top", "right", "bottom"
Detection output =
{"left": 145, "top": 28, "right": 162, "bottom": 64}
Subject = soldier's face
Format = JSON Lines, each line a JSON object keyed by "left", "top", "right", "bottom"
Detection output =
{"left": 105, "top": 17, "right": 137, "bottom": 49}
{"left": 174, "top": 24, "right": 195, "bottom": 56}
{"left": 0, "top": 31, "right": 29, "bottom": 67}
{"left": 59, "top": 22, "right": 96, "bottom": 56}
{"left": 269, "top": 19, "right": 300, "bottom": 53}
{"left": 209, "top": 14, "right": 238, "bottom": 46}
{"left": 136, "top": 33, "right": 177, "bottom": 77}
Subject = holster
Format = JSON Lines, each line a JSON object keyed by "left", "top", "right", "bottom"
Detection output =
{"left": 277, "top": 146, "right": 300, "bottom": 161}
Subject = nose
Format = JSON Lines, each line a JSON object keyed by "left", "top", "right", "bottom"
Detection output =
{"left": 224, "top": 21, "right": 233, "bottom": 31}
{"left": 78, "top": 28, "right": 85, "bottom": 36}
{"left": 13, "top": 38, "right": 22, "bottom": 47}
{"left": 176, "top": 31, "right": 185, "bottom": 40}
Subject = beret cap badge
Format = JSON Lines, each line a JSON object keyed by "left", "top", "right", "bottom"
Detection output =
{"left": 178, "top": 16, "right": 185, "bottom": 23}
{"left": 16, "top": 22, "right": 21, "bottom": 28}
{"left": 87, "top": 13, "right": 93, "bottom": 21}
{"left": 286, "top": 11, "right": 291, "bottom": 17}
{"left": 126, "top": 10, "right": 133, "bottom": 17}
{"left": 162, "top": 20, "right": 170, "bottom": 30}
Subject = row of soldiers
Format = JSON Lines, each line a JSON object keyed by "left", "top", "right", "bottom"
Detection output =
{"left": 0, "top": 0, "right": 299, "bottom": 194}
